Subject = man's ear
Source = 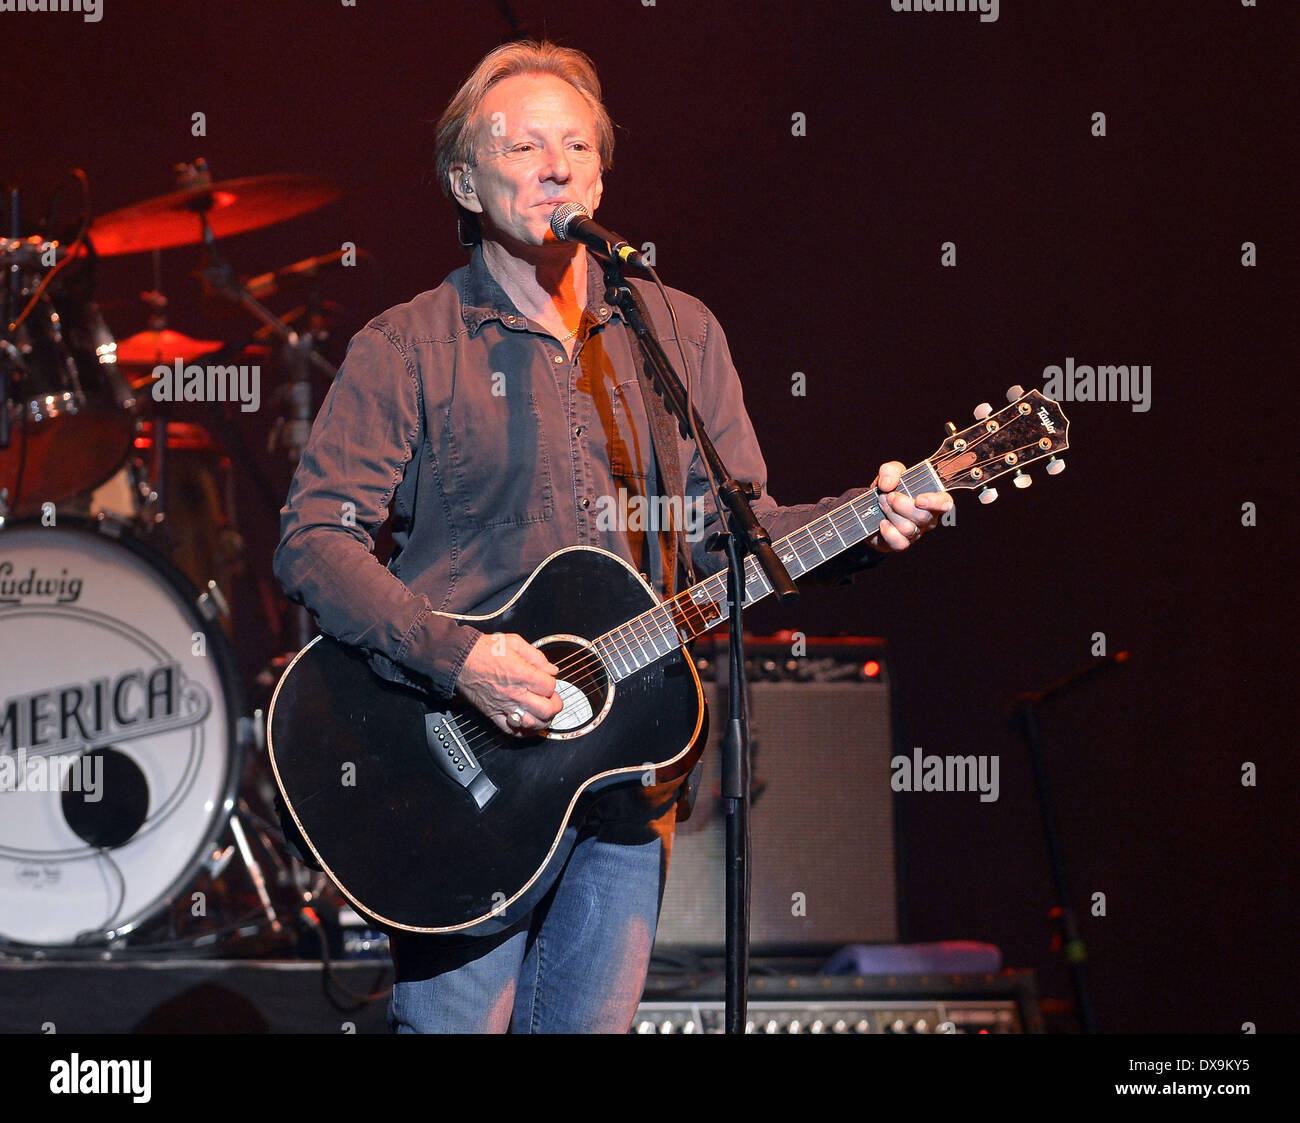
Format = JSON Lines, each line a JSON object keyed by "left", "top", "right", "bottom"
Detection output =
{"left": 592, "top": 170, "right": 604, "bottom": 212}
{"left": 450, "top": 164, "right": 483, "bottom": 214}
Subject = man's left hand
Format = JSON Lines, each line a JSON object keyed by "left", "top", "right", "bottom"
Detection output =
{"left": 868, "top": 460, "right": 953, "bottom": 553}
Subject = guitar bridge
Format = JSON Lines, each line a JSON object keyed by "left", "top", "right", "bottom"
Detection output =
{"left": 424, "top": 712, "right": 498, "bottom": 811}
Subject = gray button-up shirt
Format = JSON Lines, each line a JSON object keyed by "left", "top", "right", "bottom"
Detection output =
{"left": 273, "top": 246, "right": 881, "bottom": 702}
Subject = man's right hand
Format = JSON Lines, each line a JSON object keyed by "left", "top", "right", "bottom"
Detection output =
{"left": 455, "top": 632, "right": 563, "bottom": 736}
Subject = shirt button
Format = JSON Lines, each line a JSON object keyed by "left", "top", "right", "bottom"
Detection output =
{"left": 575, "top": 425, "right": 584, "bottom": 437}
{"left": 553, "top": 354, "right": 564, "bottom": 364}
{"left": 504, "top": 315, "right": 516, "bottom": 324}
{"left": 580, "top": 497, "right": 591, "bottom": 509}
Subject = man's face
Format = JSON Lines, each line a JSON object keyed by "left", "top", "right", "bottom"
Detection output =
{"left": 455, "top": 72, "right": 604, "bottom": 252}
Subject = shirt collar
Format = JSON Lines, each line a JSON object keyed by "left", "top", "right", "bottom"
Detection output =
{"left": 459, "top": 244, "right": 622, "bottom": 335}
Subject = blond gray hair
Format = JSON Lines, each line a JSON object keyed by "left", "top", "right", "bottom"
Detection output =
{"left": 435, "top": 41, "right": 614, "bottom": 243}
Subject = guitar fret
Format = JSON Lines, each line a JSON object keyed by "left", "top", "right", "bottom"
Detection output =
{"left": 807, "top": 523, "right": 831, "bottom": 561}
{"left": 679, "top": 590, "right": 709, "bottom": 640}
{"left": 660, "top": 459, "right": 936, "bottom": 647}
{"left": 605, "top": 630, "right": 633, "bottom": 680}
{"left": 647, "top": 609, "right": 673, "bottom": 658}
{"left": 635, "top": 613, "right": 657, "bottom": 663}
{"left": 624, "top": 616, "right": 651, "bottom": 672}
{"left": 850, "top": 500, "right": 872, "bottom": 535}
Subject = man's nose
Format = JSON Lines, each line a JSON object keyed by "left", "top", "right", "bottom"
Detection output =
{"left": 540, "top": 142, "right": 572, "bottom": 182}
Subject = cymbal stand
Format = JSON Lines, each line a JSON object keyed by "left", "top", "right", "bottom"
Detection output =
{"left": 193, "top": 211, "right": 335, "bottom": 652}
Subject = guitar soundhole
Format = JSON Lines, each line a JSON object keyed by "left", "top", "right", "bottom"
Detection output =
{"left": 538, "top": 638, "right": 609, "bottom": 736}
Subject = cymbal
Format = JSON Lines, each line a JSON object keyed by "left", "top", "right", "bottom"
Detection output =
{"left": 89, "top": 174, "right": 341, "bottom": 256}
{"left": 116, "top": 329, "right": 225, "bottom": 387}
{"left": 117, "top": 328, "right": 225, "bottom": 365}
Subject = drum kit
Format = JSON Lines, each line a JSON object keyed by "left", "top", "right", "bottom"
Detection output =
{"left": 0, "top": 160, "right": 353, "bottom": 954}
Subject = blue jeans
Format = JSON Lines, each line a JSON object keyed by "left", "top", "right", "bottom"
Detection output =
{"left": 387, "top": 808, "right": 674, "bottom": 1033}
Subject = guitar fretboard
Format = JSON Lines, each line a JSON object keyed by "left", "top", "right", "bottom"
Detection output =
{"left": 592, "top": 461, "right": 943, "bottom": 680}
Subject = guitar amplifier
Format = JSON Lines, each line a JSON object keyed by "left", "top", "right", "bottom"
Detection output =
{"left": 654, "top": 635, "right": 902, "bottom": 953}
{"left": 634, "top": 971, "right": 1042, "bottom": 1034}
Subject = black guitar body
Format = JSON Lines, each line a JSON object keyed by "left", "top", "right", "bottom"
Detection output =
{"left": 268, "top": 546, "right": 704, "bottom": 937}
{"left": 267, "top": 390, "right": 1073, "bottom": 941}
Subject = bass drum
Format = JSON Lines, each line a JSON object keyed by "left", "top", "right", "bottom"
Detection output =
{"left": 0, "top": 518, "right": 244, "bottom": 948}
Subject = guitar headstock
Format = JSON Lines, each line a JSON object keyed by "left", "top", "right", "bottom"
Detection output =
{"left": 929, "top": 386, "right": 1070, "bottom": 503}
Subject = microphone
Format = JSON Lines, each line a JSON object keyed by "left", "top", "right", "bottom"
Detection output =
{"left": 550, "top": 202, "right": 645, "bottom": 268}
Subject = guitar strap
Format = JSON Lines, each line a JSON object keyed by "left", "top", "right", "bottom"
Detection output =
{"left": 631, "top": 345, "right": 706, "bottom": 823}
{"left": 631, "top": 347, "right": 698, "bottom": 603}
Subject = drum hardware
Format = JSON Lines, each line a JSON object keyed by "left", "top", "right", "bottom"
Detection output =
{"left": 86, "top": 161, "right": 341, "bottom": 258}
{"left": 176, "top": 162, "right": 341, "bottom": 653}
{"left": 0, "top": 234, "right": 81, "bottom": 270}
{"left": 227, "top": 805, "right": 284, "bottom": 937}
{"left": 1, "top": 162, "right": 377, "bottom": 953}
{"left": 77, "top": 239, "right": 248, "bottom": 624}
{"left": 0, "top": 519, "right": 247, "bottom": 949}
{"left": 0, "top": 519, "right": 304, "bottom": 956}
{"left": 0, "top": 280, "right": 135, "bottom": 517}
{"left": 196, "top": 577, "right": 231, "bottom": 625}
{"left": 2, "top": 179, "right": 135, "bottom": 518}
{"left": 88, "top": 420, "right": 246, "bottom": 635}
{"left": 243, "top": 247, "right": 358, "bottom": 300}
{"left": 115, "top": 327, "right": 224, "bottom": 384}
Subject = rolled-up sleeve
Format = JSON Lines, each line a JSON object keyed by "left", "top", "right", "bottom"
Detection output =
{"left": 272, "top": 325, "right": 481, "bottom": 698}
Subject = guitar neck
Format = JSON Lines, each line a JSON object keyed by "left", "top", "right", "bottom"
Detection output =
{"left": 591, "top": 460, "right": 944, "bottom": 680}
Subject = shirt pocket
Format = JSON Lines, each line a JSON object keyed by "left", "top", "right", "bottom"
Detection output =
{"left": 608, "top": 377, "right": 653, "bottom": 480}
{"left": 443, "top": 381, "right": 555, "bottom": 528}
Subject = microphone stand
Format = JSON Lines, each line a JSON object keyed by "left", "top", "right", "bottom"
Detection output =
{"left": 1010, "top": 652, "right": 1128, "bottom": 1034}
{"left": 599, "top": 254, "right": 798, "bottom": 1034}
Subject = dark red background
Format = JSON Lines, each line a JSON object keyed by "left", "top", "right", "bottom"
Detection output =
{"left": 5, "top": 0, "right": 1294, "bottom": 1032}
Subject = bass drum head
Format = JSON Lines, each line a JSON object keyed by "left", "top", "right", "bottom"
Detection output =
{"left": 0, "top": 518, "right": 243, "bottom": 947}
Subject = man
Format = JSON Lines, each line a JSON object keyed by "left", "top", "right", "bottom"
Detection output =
{"left": 273, "top": 40, "right": 951, "bottom": 1033}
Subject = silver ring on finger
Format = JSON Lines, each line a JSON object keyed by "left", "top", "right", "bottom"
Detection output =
{"left": 907, "top": 524, "right": 922, "bottom": 540}
{"left": 509, "top": 710, "right": 525, "bottom": 728}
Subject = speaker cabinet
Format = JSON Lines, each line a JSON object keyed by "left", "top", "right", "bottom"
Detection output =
{"left": 656, "top": 645, "right": 901, "bottom": 953}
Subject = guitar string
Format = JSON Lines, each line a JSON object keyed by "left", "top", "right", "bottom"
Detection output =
{"left": 457, "top": 482, "right": 890, "bottom": 741}
{"left": 448, "top": 474, "right": 905, "bottom": 755}
{"left": 15, "top": 457, "right": 1026, "bottom": 770}
{"left": 449, "top": 447, "right": 1037, "bottom": 755}
{"left": 449, "top": 460, "right": 957, "bottom": 754}
{"left": 535, "top": 441, "right": 1038, "bottom": 697}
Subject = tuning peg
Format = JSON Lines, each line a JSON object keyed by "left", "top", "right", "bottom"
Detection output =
{"left": 1006, "top": 385, "right": 1024, "bottom": 403}
{"left": 978, "top": 486, "right": 999, "bottom": 504}
{"left": 944, "top": 421, "right": 957, "bottom": 435}
{"left": 1045, "top": 456, "right": 1065, "bottom": 476}
{"left": 973, "top": 402, "right": 992, "bottom": 421}
{"left": 1013, "top": 469, "right": 1032, "bottom": 489}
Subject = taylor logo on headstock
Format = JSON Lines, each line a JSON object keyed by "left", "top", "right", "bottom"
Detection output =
{"left": 930, "top": 386, "right": 1070, "bottom": 500}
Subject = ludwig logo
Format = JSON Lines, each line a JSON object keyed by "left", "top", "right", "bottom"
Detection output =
{"left": 0, "top": 562, "right": 82, "bottom": 605}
